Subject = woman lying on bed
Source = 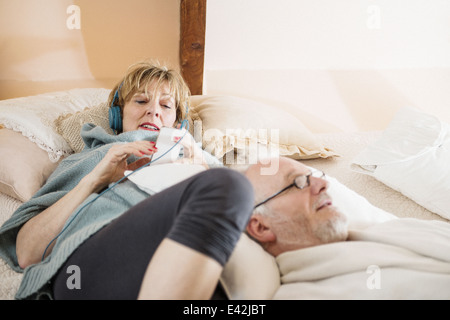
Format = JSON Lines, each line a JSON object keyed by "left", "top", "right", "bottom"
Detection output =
{"left": 0, "top": 61, "right": 254, "bottom": 300}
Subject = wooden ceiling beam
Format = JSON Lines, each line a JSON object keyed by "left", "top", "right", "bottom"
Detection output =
{"left": 180, "top": 0, "right": 207, "bottom": 96}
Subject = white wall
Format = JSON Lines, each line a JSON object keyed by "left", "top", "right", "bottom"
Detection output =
{"left": 204, "top": 0, "right": 450, "bottom": 132}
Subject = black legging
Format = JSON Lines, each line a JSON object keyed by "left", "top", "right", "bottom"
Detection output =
{"left": 52, "top": 168, "right": 254, "bottom": 300}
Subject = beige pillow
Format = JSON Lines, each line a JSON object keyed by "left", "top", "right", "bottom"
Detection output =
{"left": 220, "top": 233, "right": 280, "bottom": 300}
{"left": 54, "top": 102, "right": 114, "bottom": 153}
{"left": 189, "top": 95, "right": 338, "bottom": 164}
{"left": 0, "top": 129, "right": 60, "bottom": 202}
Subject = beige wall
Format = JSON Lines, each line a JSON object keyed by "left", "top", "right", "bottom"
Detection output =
{"left": 204, "top": 0, "right": 450, "bottom": 133}
{"left": 0, "top": 0, "right": 180, "bottom": 100}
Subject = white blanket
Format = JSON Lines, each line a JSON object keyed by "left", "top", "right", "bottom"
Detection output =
{"left": 274, "top": 218, "right": 450, "bottom": 300}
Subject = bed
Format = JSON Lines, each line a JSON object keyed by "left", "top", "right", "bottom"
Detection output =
{"left": 1, "top": 90, "right": 449, "bottom": 300}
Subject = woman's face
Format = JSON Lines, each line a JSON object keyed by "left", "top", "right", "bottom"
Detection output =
{"left": 121, "top": 81, "right": 177, "bottom": 133}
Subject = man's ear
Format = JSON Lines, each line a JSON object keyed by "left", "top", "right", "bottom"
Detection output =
{"left": 246, "top": 215, "right": 276, "bottom": 244}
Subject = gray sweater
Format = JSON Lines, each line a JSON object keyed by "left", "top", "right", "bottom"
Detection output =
{"left": 0, "top": 124, "right": 221, "bottom": 299}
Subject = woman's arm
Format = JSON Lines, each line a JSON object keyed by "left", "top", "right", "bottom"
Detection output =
{"left": 16, "top": 175, "right": 99, "bottom": 268}
{"left": 16, "top": 140, "right": 156, "bottom": 268}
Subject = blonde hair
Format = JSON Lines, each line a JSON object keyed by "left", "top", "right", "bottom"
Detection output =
{"left": 107, "top": 60, "right": 190, "bottom": 131}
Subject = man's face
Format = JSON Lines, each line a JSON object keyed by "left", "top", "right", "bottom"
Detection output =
{"left": 246, "top": 157, "right": 348, "bottom": 255}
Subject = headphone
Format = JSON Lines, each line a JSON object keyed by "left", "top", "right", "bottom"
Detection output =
{"left": 108, "top": 83, "right": 190, "bottom": 134}
{"left": 109, "top": 83, "right": 124, "bottom": 134}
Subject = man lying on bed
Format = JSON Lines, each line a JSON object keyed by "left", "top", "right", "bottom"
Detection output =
{"left": 244, "top": 156, "right": 349, "bottom": 256}
{"left": 242, "top": 157, "right": 450, "bottom": 299}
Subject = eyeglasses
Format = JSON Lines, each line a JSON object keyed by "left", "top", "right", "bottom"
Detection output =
{"left": 253, "top": 170, "right": 326, "bottom": 209}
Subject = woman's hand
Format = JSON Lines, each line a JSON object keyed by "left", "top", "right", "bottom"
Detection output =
{"left": 86, "top": 141, "right": 157, "bottom": 192}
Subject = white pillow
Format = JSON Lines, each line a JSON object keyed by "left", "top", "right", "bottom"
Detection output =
{"left": 351, "top": 107, "right": 450, "bottom": 220}
{"left": 325, "top": 174, "right": 397, "bottom": 229}
{"left": 125, "top": 163, "right": 206, "bottom": 195}
{"left": 0, "top": 88, "right": 110, "bottom": 162}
